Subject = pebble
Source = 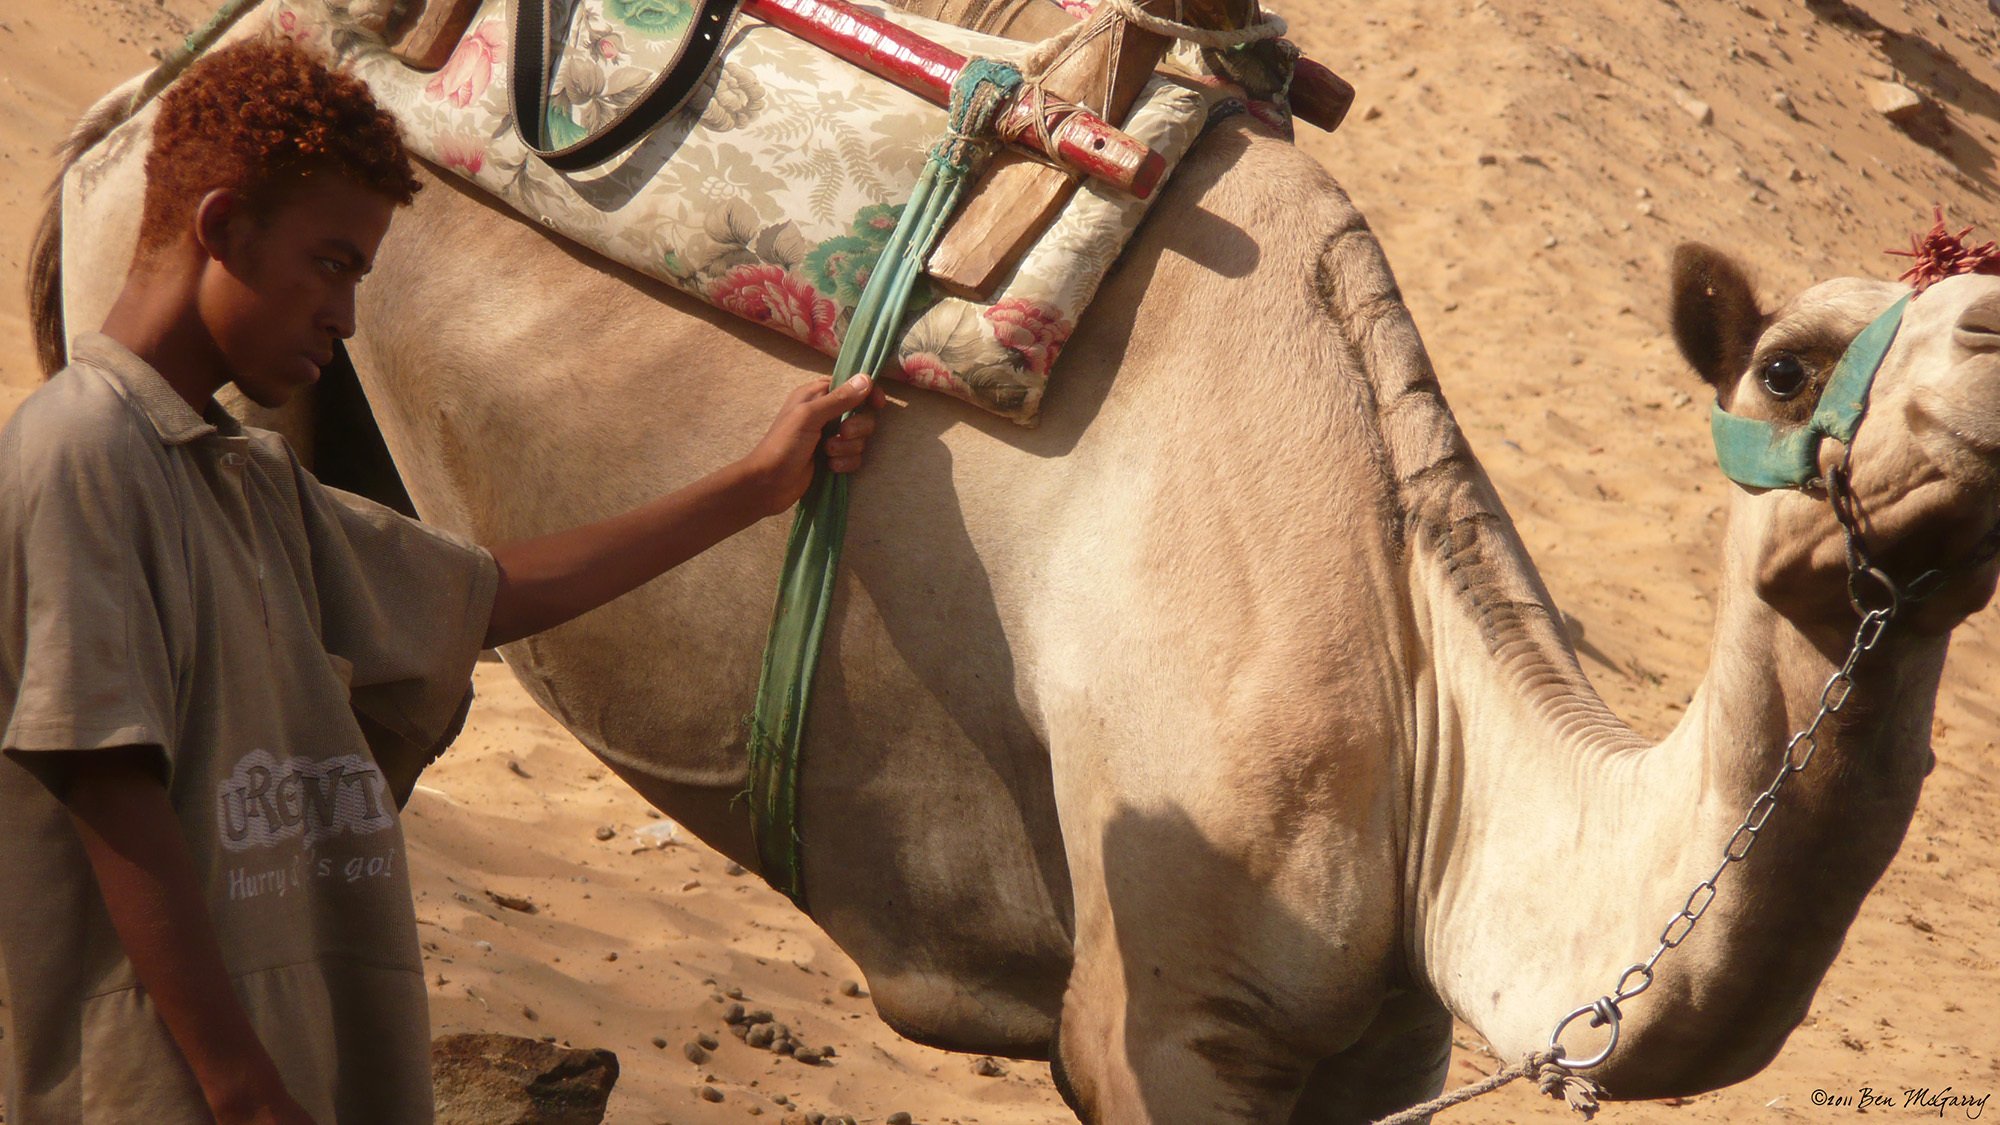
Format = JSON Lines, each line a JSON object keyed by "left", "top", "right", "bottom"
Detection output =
{"left": 746, "top": 1010, "right": 775, "bottom": 1026}
{"left": 725, "top": 862, "right": 748, "bottom": 876}
{"left": 634, "top": 821, "right": 679, "bottom": 848}
{"left": 727, "top": 986, "right": 746, "bottom": 1000}
{"left": 1770, "top": 89, "right": 1797, "bottom": 117}
{"left": 474, "top": 941, "right": 494, "bottom": 953}
{"left": 1638, "top": 201, "right": 1656, "bottom": 217}
{"left": 725, "top": 1003, "right": 747, "bottom": 1024}
{"left": 838, "top": 980, "right": 864, "bottom": 997}
{"left": 698, "top": 1032, "right": 720, "bottom": 1050}
{"left": 485, "top": 890, "right": 537, "bottom": 914}
{"left": 780, "top": 1115, "right": 813, "bottom": 1125}
{"left": 520, "top": 1006, "right": 537, "bottom": 1021}
{"left": 1868, "top": 80, "right": 1924, "bottom": 119}
{"left": 773, "top": 1038, "right": 797, "bottom": 1055}
{"left": 729, "top": 1023, "right": 750, "bottom": 1040}
{"left": 1362, "top": 104, "right": 1383, "bottom": 121}
{"left": 888, "top": 1114, "right": 914, "bottom": 1125}
{"left": 1634, "top": 186, "right": 1651, "bottom": 199}
{"left": 652, "top": 1036, "right": 669, "bottom": 1049}
{"left": 684, "top": 1041, "right": 710, "bottom": 1064}
{"left": 747, "top": 1024, "right": 777, "bottom": 1049}
{"left": 793, "top": 1046, "right": 825, "bottom": 1065}
{"left": 699, "top": 1085, "right": 726, "bottom": 1103}
{"left": 1542, "top": 235, "right": 1558, "bottom": 249}
{"left": 1677, "top": 95, "right": 1714, "bottom": 125}
{"left": 1477, "top": 152, "right": 1500, "bottom": 166}
{"left": 973, "top": 1056, "right": 1007, "bottom": 1077}
{"left": 594, "top": 825, "right": 616, "bottom": 841}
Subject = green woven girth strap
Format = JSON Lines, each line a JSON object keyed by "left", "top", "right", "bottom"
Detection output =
{"left": 745, "top": 59, "right": 1023, "bottom": 911}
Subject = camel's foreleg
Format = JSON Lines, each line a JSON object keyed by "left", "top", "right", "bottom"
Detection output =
{"left": 1288, "top": 990, "right": 1454, "bottom": 1124}
{"left": 1047, "top": 801, "right": 1395, "bottom": 1122}
{"left": 1053, "top": 921, "right": 1319, "bottom": 1122}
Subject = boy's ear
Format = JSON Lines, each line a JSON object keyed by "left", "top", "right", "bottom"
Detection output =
{"left": 192, "top": 188, "right": 248, "bottom": 263}
{"left": 1670, "top": 243, "right": 1766, "bottom": 391}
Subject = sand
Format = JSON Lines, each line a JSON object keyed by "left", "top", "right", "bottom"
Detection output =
{"left": 2, "top": 0, "right": 1996, "bottom": 1120}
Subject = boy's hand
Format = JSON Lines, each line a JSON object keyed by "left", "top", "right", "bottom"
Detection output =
{"left": 742, "top": 372, "right": 888, "bottom": 517}
{"left": 213, "top": 1084, "right": 317, "bottom": 1125}
{"left": 59, "top": 748, "right": 317, "bottom": 1125}
{"left": 482, "top": 370, "right": 888, "bottom": 647}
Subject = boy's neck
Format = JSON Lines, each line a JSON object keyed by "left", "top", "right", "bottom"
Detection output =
{"left": 99, "top": 249, "right": 232, "bottom": 415}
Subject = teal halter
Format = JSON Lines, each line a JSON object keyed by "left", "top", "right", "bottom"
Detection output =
{"left": 1710, "top": 293, "right": 1912, "bottom": 490}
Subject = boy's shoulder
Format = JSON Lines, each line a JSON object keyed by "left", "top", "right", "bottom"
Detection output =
{"left": 1, "top": 350, "right": 163, "bottom": 484}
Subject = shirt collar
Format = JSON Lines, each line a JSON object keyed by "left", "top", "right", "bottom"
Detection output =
{"left": 70, "top": 332, "right": 245, "bottom": 445}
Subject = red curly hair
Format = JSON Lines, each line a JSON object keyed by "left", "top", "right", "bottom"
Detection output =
{"left": 138, "top": 35, "right": 419, "bottom": 256}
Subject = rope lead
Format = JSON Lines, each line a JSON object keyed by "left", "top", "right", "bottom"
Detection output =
{"left": 1368, "top": 1051, "right": 1604, "bottom": 1125}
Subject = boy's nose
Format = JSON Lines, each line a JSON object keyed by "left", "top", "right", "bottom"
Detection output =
{"left": 322, "top": 290, "right": 357, "bottom": 340}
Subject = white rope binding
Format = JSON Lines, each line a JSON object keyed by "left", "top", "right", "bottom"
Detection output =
{"left": 1096, "top": 0, "right": 1287, "bottom": 48}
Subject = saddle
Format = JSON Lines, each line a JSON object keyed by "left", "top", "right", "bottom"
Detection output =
{"left": 273, "top": 0, "right": 1347, "bottom": 422}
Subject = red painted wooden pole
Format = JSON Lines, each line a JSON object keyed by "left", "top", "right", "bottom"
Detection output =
{"left": 741, "top": 0, "right": 1167, "bottom": 198}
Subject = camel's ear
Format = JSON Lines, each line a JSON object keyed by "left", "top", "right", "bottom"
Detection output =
{"left": 1670, "top": 243, "right": 1766, "bottom": 390}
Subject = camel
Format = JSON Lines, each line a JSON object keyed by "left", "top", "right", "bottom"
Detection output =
{"left": 30, "top": 17, "right": 2000, "bottom": 1122}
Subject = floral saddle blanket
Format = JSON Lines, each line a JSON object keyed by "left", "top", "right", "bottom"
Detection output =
{"left": 271, "top": 0, "right": 1219, "bottom": 423}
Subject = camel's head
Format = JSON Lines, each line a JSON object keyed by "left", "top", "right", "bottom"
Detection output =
{"left": 1671, "top": 238, "right": 2000, "bottom": 636}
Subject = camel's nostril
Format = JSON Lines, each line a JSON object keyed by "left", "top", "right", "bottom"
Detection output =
{"left": 1956, "top": 324, "right": 2000, "bottom": 353}
{"left": 1956, "top": 299, "right": 2000, "bottom": 352}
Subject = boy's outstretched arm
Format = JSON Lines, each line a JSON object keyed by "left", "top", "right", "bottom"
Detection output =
{"left": 60, "top": 748, "right": 316, "bottom": 1125}
{"left": 482, "top": 372, "right": 886, "bottom": 649}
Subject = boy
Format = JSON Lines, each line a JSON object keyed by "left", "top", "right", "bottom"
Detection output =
{"left": 0, "top": 36, "right": 884, "bottom": 1124}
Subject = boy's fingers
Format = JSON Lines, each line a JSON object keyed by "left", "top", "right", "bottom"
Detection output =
{"left": 806, "top": 373, "right": 874, "bottom": 424}
{"left": 784, "top": 376, "right": 835, "bottom": 409}
{"left": 837, "top": 413, "right": 876, "bottom": 441}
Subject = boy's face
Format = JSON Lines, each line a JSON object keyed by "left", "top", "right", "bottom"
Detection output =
{"left": 199, "top": 173, "right": 396, "bottom": 408}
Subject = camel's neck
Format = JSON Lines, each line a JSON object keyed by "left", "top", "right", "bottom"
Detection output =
{"left": 1400, "top": 453, "right": 1946, "bottom": 1095}
{"left": 1309, "top": 207, "right": 1943, "bottom": 1093}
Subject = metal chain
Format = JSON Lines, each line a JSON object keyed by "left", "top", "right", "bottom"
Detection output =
{"left": 1546, "top": 453, "right": 2000, "bottom": 1071}
{"left": 1545, "top": 595, "right": 1890, "bottom": 1068}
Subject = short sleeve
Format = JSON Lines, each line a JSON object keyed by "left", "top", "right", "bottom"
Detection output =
{"left": 0, "top": 412, "right": 178, "bottom": 782}
{"left": 290, "top": 464, "right": 497, "bottom": 800}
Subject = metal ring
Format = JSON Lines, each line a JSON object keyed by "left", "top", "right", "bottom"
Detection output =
{"left": 1847, "top": 564, "right": 1901, "bottom": 618}
{"left": 1548, "top": 998, "right": 1622, "bottom": 1070}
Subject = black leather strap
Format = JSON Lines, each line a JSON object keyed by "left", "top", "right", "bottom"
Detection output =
{"left": 511, "top": 0, "right": 744, "bottom": 170}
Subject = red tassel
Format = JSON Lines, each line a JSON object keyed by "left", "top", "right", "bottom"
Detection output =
{"left": 1887, "top": 206, "right": 2000, "bottom": 293}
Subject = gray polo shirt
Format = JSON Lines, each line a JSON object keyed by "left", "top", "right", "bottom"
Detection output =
{"left": 0, "top": 333, "right": 497, "bottom": 1123}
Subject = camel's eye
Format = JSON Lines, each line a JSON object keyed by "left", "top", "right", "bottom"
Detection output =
{"left": 1761, "top": 353, "right": 1809, "bottom": 399}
